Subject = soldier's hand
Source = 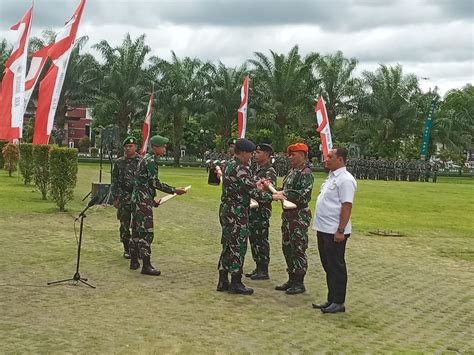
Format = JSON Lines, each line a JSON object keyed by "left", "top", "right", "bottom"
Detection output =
{"left": 154, "top": 199, "right": 161, "bottom": 207}
{"left": 113, "top": 199, "right": 120, "bottom": 208}
{"left": 272, "top": 192, "right": 286, "bottom": 201}
{"left": 175, "top": 188, "right": 187, "bottom": 195}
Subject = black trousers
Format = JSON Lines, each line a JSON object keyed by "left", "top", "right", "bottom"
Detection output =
{"left": 317, "top": 231, "right": 350, "bottom": 304}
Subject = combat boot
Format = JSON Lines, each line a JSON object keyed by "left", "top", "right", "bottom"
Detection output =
{"left": 216, "top": 270, "right": 229, "bottom": 292}
{"left": 228, "top": 274, "right": 254, "bottom": 295}
{"left": 250, "top": 263, "right": 270, "bottom": 280}
{"left": 275, "top": 274, "right": 293, "bottom": 291}
{"left": 244, "top": 268, "right": 257, "bottom": 278}
{"left": 122, "top": 240, "right": 131, "bottom": 259}
{"left": 129, "top": 249, "right": 140, "bottom": 270}
{"left": 286, "top": 274, "right": 306, "bottom": 294}
{"left": 141, "top": 256, "right": 161, "bottom": 276}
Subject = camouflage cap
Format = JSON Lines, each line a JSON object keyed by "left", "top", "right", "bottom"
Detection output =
{"left": 123, "top": 136, "right": 137, "bottom": 146}
{"left": 150, "top": 135, "right": 169, "bottom": 147}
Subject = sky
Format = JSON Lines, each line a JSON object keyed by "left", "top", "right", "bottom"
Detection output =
{"left": 1, "top": 0, "right": 473, "bottom": 96}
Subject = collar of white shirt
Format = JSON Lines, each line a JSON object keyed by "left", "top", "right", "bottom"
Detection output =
{"left": 330, "top": 166, "right": 347, "bottom": 177}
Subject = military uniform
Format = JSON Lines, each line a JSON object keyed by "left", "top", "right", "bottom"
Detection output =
{"left": 217, "top": 139, "right": 273, "bottom": 295}
{"left": 131, "top": 152, "right": 175, "bottom": 257}
{"left": 247, "top": 161, "right": 277, "bottom": 279}
{"left": 274, "top": 143, "right": 314, "bottom": 295}
{"left": 130, "top": 135, "right": 178, "bottom": 276}
{"left": 111, "top": 153, "right": 141, "bottom": 258}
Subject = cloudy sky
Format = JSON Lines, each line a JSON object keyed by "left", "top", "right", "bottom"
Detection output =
{"left": 1, "top": 0, "right": 473, "bottom": 95}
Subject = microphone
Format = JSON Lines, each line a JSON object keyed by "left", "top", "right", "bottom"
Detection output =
{"left": 78, "top": 194, "right": 104, "bottom": 218}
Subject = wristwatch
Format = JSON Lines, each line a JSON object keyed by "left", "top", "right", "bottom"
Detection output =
{"left": 337, "top": 227, "right": 345, "bottom": 233}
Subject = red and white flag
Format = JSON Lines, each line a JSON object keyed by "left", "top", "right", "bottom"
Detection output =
{"left": 24, "top": 44, "right": 52, "bottom": 109}
{"left": 237, "top": 75, "right": 249, "bottom": 139}
{"left": 33, "top": 0, "right": 86, "bottom": 145}
{"left": 140, "top": 90, "right": 154, "bottom": 155}
{"left": 0, "top": 6, "right": 33, "bottom": 141}
{"left": 315, "top": 97, "right": 333, "bottom": 161}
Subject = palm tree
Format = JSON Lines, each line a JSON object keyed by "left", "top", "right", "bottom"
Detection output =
{"left": 351, "top": 64, "right": 422, "bottom": 157}
{"left": 150, "top": 52, "right": 209, "bottom": 165}
{"left": 314, "top": 50, "right": 359, "bottom": 127}
{"left": 202, "top": 62, "right": 247, "bottom": 140}
{"left": 93, "top": 33, "right": 152, "bottom": 141}
{"left": 248, "top": 45, "right": 319, "bottom": 150}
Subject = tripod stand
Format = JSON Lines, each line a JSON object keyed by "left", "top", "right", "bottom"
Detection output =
{"left": 47, "top": 196, "right": 101, "bottom": 288}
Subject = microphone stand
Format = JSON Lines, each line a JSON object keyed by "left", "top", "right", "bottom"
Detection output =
{"left": 47, "top": 198, "right": 101, "bottom": 288}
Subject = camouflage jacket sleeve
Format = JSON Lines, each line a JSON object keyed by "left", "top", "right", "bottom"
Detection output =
{"left": 237, "top": 165, "right": 272, "bottom": 203}
{"left": 111, "top": 159, "right": 121, "bottom": 200}
{"left": 266, "top": 166, "right": 277, "bottom": 186}
{"left": 147, "top": 158, "right": 176, "bottom": 194}
{"left": 284, "top": 166, "right": 314, "bottom": 206}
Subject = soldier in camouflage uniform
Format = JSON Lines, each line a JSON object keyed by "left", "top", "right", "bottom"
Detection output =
{"left": 245, "top": 143, "right": 277, "bottom": 280}
{"left": 130, "top": 135, "right": 187, "bottom": 275}
{"left": 217, "top": 138, "right": 273, "bottom": 295}
{"left": 111, "top": 136, "right": 141, "bottom": 259}
{"left": 272, "top": 143, "right": 314, "bottom": 295}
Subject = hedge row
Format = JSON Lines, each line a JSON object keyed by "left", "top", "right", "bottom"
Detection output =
{"left": 2, "top": 143, "right": 78, "bottom": 211}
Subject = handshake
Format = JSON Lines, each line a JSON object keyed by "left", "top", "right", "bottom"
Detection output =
{"left": 257, "top": 179, "right": 297, "bottom": 209}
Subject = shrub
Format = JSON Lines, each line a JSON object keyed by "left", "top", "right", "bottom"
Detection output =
{"left": 19, "top": 143, "right": 34, "bottom": 184}
{"left": 49, "top": 147, "right": 78, "bottom": 211}
{"left": 78, "top": 136, "right": 90, "bottom": 153}
{"left": 90, "top": 147, "right": 99, "bottom": 158}
{"left": 2, "top": 143, "right": 20, "bottom": 177}
{"left": 0, "top": 139, "right": 9, "bottom": 169}
{"left": 33, "top": 144, "right": 51, "bottom": 200}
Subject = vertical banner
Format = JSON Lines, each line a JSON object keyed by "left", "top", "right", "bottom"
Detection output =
{"left": 0, "top": 7, "right": 33, "bottom": 141}
{"left": 237, "top": 75, "right": 249, "bottom": 139}
{"left": 24, "top": 44, "right": 52, "bottom": 109}
{"left": 33, "top": 0, "right": 86, "bottom": 145}
{"left": 315, "top": 96, "right": 333, "bottom": 161}
{"left": 140, "top": 89, "right": 154, "bottom": 155}
{"left": 420, "top": 99, "right": 437, "bottom": 160}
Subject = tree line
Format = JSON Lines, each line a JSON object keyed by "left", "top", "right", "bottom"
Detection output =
{"left": 1, "top": 33, "right": 472, "bottom": 165}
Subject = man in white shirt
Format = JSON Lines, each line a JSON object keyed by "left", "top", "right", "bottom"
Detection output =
{"left": 312, "top": 148, "right": 357, "bottom": 313}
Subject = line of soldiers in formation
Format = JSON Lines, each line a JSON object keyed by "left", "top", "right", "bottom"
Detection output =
{"left": 347, "top": 158, "right": 439, "bottom": 182}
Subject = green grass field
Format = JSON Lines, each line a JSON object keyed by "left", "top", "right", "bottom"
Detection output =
{"left": 0, "top": 164, "right": 473, "bottom": 353}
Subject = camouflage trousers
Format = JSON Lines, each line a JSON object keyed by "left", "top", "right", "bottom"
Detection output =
{"left": 248, "top": 220, "right": 270, "bottom": 265}
{"left": 130, "top": 198, "right": 155, "bottom": 258}
{"left": 218, "top": 222, "right": 250, "bottom": 274}
{"left": 117, "top": 202, "right": 133, "bottom": 244}
{"left": 281, "top": 208, "right": 311, "bottom": 275}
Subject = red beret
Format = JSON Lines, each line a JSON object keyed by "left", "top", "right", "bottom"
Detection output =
{"left": 287, "top": 143, "right": 308, "bottom": 154}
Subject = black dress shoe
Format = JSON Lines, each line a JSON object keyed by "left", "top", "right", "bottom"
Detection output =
{"left": 321, "top": 303, "right": 345, "bottom": 313}
{"left": 312, "top": 301, "right": 331, "bottom": 309}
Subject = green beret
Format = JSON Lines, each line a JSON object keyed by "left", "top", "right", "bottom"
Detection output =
{"left": 150, "top": 135, "right": 169, "bottom": 147}
{"left": 227, "top": 138, "right": 237, "bottom": 146}
{"left": 123, "top": 136, "right": 137, "bottom": 146}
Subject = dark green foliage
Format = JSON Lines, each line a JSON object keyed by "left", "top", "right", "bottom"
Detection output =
{"left": 33, "top": 145, "right": 51, "bottom": 200}
{"left": 78, "top": 136, "right": 90, "bottom": 153}
{"left": 49, "top": 147, "right": 78, "bottom": 211}
{"left": 19, "top": 143, "right": 34, "bottom": 185}
{"left": 0, "top": 139, "right": 8, "bottom": 169}
{"left": 2, "top": 143, "right": 20, "bottom": 177}
{"left": 90, "top": 147, "right": 98, "bottom": 158}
